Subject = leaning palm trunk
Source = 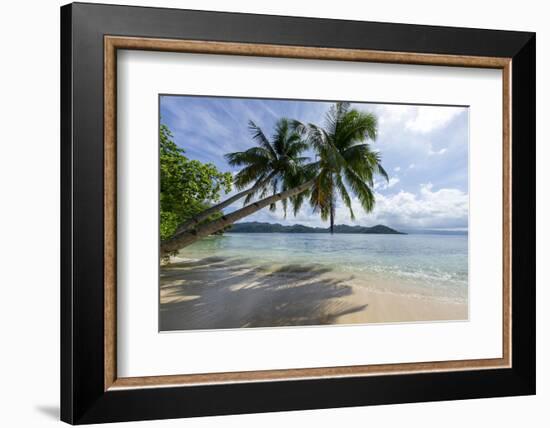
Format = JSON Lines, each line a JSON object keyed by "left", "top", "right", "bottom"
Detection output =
{"left": 173, "top": 173, "right": 274, "bottom": 235}
{"left": 161, "top": 178, "right": 315, "bottom": 256}
{"left": 329, "top": 201, "right": 335, "bottom": 234}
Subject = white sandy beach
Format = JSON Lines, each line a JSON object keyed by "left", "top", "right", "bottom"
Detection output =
{"left": 160, "top": 256, "right": 467, "bottom": 331}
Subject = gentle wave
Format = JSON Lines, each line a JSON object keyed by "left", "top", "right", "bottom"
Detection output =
{"left": 176, "top": 233, "right": 469, "bottom": 302}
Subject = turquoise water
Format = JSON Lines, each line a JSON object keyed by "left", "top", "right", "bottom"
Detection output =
{"left": 176, "top": 233, "right": 468, "bottom": 302}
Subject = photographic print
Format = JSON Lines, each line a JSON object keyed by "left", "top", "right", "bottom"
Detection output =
{"left": 159, "top": 95, "right": 469, "bottom": 331}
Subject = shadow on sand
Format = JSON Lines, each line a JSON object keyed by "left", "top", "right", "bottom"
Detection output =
{"left": 160, "top": 257, "right": 368, "bottom": 331}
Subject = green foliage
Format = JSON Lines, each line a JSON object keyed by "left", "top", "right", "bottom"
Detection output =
{"left": 158, "top": 101, "right": 386, "bottom": 251}
{"left": 223, "top": 107, "right": 386, "bottom": 226}
{"left": 224, "top": 118, "right": 310, "bottom": 215}
{"left": 159, "top": 211, "right": 180, "bottom": 242}
{"left": 300, "top": 102, "right": 387, "bottom": 224}
{"left": 160, "top": 124, "right": 232, "bottom": 241}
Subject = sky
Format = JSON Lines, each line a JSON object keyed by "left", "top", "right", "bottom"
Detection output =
{"left": 160, "top": 95, "right": 469, "bottom": 232}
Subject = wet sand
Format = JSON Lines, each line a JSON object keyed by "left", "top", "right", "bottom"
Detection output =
{"left": 160, "top": 256, "right": 467, "bottom": 331}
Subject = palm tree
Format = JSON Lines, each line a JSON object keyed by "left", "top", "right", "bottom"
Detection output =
{"left": 161, "top": 176, "right": 316, "bottom": 254}
{"left": 160, "top": 102, "right": 387, "bottom": 256}
{"left": 172, "top": 118, "right": 309, "bottom": 235}
{"left": 303, "top": 102, "right": 388, "bottom": 233}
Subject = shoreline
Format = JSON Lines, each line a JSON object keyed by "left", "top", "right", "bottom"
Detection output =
{"left": 160, "top": 256, "right": 468, "bottom": 331}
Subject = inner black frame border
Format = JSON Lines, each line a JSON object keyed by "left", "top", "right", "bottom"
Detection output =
{"left": 61, "top": 2, "right": 535, "bottom": 424}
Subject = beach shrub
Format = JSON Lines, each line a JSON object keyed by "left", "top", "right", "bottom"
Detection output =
{"left": 160, "top": 124, "right": 232, "bottom": 241}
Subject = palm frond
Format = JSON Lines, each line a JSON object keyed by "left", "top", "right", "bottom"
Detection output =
{"left": 225, "top": 147, "right": 272, "bottom": 167}
{"left": 225, "top": 118, "right": 311, "bottom": 211}
{"left": 307, "top": 124, "right": 347, "bottom": 171}
{"left": 291, "top": 192, "right": 307, "bottom": 216}
{"left": 272, "top": 118, "right": 290, "bottom": 155}
{"left": 289, "top": 119, "right": 309, "bottom": 136}
{"left": 324, "top": 102, "right": 351, "bottom": 136}
{"left": 343, "top": 167, "right": 375, "bottom": 213}
{"left": 281, "top": 197, "right": 288, "bottom": 217}
{"left": 335, "top": 173, "right": 355, "bottom": 220}
{"left": 233, "top": 163, "right": 271, "bottom": 189}
{"left": 334, "top": 111, "right": 378, "bottom": 150}
{"left": 285, "top": 141, "right": 309, "bottom": 158}
{"left": 248, "top": 120, "right": 277, "bottom": 158}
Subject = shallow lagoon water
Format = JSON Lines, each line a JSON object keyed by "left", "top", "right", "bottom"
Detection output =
{"left": 176, "top": 233, "right": 468, "bottom": 303}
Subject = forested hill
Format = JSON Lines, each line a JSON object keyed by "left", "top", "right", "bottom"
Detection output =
{"left": 229, "top": 222, "right": 405, "bottom": 234}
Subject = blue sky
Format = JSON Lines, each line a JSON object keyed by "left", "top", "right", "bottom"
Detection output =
{"left": 160, "top": 95, "right": 469, "bottom": 231}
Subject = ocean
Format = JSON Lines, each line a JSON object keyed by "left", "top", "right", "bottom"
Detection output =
{"left": 175, "top": 233, "right": 468, "bottom": 303}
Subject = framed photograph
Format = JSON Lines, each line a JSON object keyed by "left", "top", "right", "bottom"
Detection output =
{"left": 61, "top": 2, "right": 535, "bottom": 424}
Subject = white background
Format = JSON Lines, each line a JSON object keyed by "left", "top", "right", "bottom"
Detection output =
{"left": 0, "top": 0, "right": 546, "bottom": 427}
{"left": 118, "top": 51, "right": 503, "bottom": 377}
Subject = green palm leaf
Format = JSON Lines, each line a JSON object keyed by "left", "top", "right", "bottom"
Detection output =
{"left": 226, "top": 118, "right": 311, "bottom": 210}
{"left": 304, "top": 102, "right": 386, "bottom": 229}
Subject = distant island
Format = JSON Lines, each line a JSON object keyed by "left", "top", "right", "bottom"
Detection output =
{"left": 228, "top": 222, "right": 405, "bottom": 234}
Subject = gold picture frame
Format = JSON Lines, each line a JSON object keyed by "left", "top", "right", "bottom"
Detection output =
{"left": 103, "top": 36, "right": 512, "bottom": 391}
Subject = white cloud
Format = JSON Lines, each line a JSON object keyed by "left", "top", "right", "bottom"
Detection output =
{"left": 367, "top": 104, "right": 463, "bottom": 136}
{"left": 331, "top": 182, "right": 468, "bottom": 229}
{"left": 362, "top": 183, "right": 468, "bottom": 229}
{"left": 373, "top": 176, "right": 399, "bottom": 191}
{"left": 164, "top": 97, "right": 469, "bottom": 231}
{"left": 428, "top": 147, "right": 447, "bottom": 156}
{"left": 236, "top": 182, "right": 468, "bottom": 231}
{"left": 371, "top": 104, "right": 415, "bottom": 126}
{"left": 405, "top": 106, "right": 462, "bottom": 134}
{"left": 387, "top": 177, "right": 400, "bottom": 188}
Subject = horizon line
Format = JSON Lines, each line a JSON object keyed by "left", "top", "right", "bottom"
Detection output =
{"left": 232, "top": 220, "right": 468, "bottom": 233}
